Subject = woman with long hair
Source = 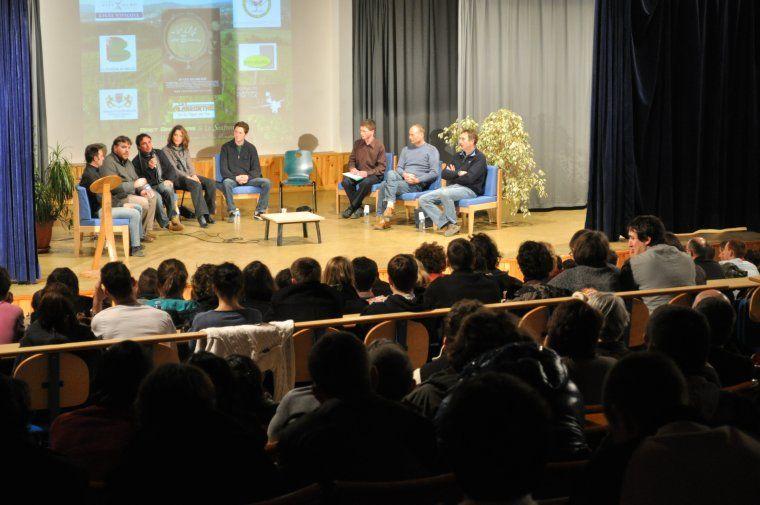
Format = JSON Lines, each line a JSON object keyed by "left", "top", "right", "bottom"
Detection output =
{"left": 323, "top": 256, "right": 366, "bottom": 314}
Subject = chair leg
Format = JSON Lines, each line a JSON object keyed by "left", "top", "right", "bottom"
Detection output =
{"left": 73, "top": 229, "right": 81, "bottom": 256}
{"left": 279, "top": 183, "right": 284, "bottom": 211}
{"left": 121, "top": 229, "right": 130, "bottom": 261}
{"left": 312, "top": 182, "right": 317, "bottom": 212}
{"left": 468, "top": 210, "right": 475, "bottom": 236}
{"left": 335, "top": 192, "right": 340, "bottom": 214}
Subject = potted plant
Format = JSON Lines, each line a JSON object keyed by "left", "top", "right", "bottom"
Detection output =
{"left": 34, "top": 144, "right": 75, "bottom": 253}
{"left": 439, "top": 109, "right": 547, "bottom": 217}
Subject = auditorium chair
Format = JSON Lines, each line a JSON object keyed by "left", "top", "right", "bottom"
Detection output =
{"left": 331, "top": 473, "right": 462, "bottom": 505}
{"left": 628, "top": 298, "right": 649, "bottom": 348}
{"left": 72, "top": 185, "right": 130, "bottom": 260}
{"left": 335, "top": 153, "right": 395, "bottom": 213}
{"left": 280, "top": 150, "right": 317, "bottom": 211}
{"left": 13, "top": 352, "right": 89, "bottom": 416}
{"left": 213, "top": 153, "right": 262, "bottom": 218}
{"left": 401, "top": 163, "right": 443, "bottom": 219}
{"left": 519, "top": 305, "right": 551, "bottom": 343}
{"left": 668, "top": 292, "right": 694, "bottom": 307}
{"left": 293, "top": 327, "right": 340, "bottom": 383}
{"left": 364, "top": 320, "right": 429, "bottom": 368}
{"left": 456, "top": 165, "right": 502, "bottom": 235}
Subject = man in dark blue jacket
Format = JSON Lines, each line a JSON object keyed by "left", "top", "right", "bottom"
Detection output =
{"left": 418, "top": 128, "right": 487, "bottom": 236}
{"left": 132, "top": 133, "right": 183, "bottom": 231}
{"left": 219, "top": 121, "right": 271, "bottom": 221}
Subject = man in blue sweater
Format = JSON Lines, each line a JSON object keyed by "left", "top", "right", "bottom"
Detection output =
{"left": 418, "top": 129, "right": 487, "bottom": 236}
{"left": 374, "top": 124, "right": 440, "bottom": 230}
{"left": 219, "top": 121, "right": 272, "bottom": 221}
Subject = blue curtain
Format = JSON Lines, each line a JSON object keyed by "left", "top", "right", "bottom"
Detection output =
{"left": 0, "top": 0, "right": 40, "bottom": 283}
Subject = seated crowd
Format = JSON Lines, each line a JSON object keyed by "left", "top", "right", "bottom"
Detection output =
{"left": 2, "top": 214, "right": 760, "bottom": 503}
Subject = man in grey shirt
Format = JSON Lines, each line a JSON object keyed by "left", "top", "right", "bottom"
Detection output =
{"left": 374, "top": 124, "right": 440, "bottom": 230}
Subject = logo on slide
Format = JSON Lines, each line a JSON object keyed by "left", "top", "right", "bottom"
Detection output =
{"left": 172, "top": 102, "right": 215, "bottom": 120}
{"left": 99, "top": 35, "right": 136, "bottom": 72}
{"left": 99, "top": 89, "right": 138, "bottom": 121}
{"left": 94, "top": 0, "right": 144, "bottom": 22}
{"left": 164, "top": 13, "right": 210, "bottom": 63}
{"left": 239, "top": 43, "right": 277, "bottom": 71}
{"left": 234, "top": 0, "right": 281, "bottom": 28}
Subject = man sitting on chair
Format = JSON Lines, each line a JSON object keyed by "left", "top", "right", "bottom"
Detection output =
{"left": 374, "top": 124, "right": 440, "bottom": 230}
{"left": 340, "top": 119, "right": 387, "bottom": 219}
{"left": 219, "top": 121, "right": 271, "bottom": 221}
{"left": 133, "top": 133, "right": 183, "bottom": 232}
{"left": 418, "top": 128, "right": 486, "bottom": 237}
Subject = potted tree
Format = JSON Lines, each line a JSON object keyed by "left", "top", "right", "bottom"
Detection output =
{"left": 34, "top": 144, "right": 75, "bottom": 253}
{"left": 439, "top": 109, "right": 547, "bottom": 217}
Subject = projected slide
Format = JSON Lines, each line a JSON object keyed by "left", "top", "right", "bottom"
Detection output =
{"left": 79, "top": 0, "right": 292, "bottom": 150}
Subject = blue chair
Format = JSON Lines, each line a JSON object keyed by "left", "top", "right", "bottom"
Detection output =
{"left": 280, "top": 150, "right": 317, "bottom": 211}
{"left": 400, "top": 163, "right": 443, "bottom": 220}
{"left": 456, "top": 165, "right": 502, "bottom": 235}
{"left": 335, "top": 153, "right": 395, "bottom": 214}
{"left": 213, "top": 153, "right": 262, "bottom": 218}
{"left": 72, "top": 185, "right": 130, "bottom": 260}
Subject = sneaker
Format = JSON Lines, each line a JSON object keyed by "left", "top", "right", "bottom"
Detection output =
{"left": 227, "top": 211, "right": 236, "bottom": 223}
{"left": 443, "top": 223, "right": 461, "bottom": 237}
{"left": 341, "top": 207, "right": 354, "bottom": 219}
{"left": 350, "top": 209, "right": 363, "bottom": 219}
{"left": 130, "top": 246, "right": 145, "bottom": 257}
{"left": 383, "top": 205, "right": 395, "bottom": 218}
{"left": 206, "top": 215, "right": 215, "bottom": 224}
{"left": 198, "top": 216, "right": 208, "bottom": 228}
{"left": 253, "top": 211, "right": 265, "bottom": 221}
{"left": 373, "top": 219, "right": 391, "bottom": 230}
{"left": 141, "top": 235, "right": 155, "bottom": 243}
{"left": 146, "top": 232, "right": 157, "bottom": 240}
{"left": 168, "top": 218, "right": 184, "bottom": 232}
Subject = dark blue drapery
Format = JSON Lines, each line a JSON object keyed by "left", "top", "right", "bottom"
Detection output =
{"left": 0, "top": 0, "right": 39, "bottom": 283}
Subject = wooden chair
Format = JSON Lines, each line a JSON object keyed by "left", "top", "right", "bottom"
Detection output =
{"left": 152, "top": 343, "right": 179, "bottom": 367}
{"left": 723, "top": 379, "right": 759, "bottom": 396}
{"left": 519, "top": 305, "right": 550, "bottom": 343}
{"left": 669, "top": 292, "right": 694, "bottom": 307}
{"left": 748, "top": 287, "right": 760, "bottom": 322}
{"left": 335, "top": 153, "right": 395, "bottom": 213}
{"left": 332, "top": 473, "right": 462, "bottom": 505}
{"left": 628, "top": 298, "right": 649, "bottom": 348}
{"left": 249, "top": 484, "right": 323, "bottom": 505}
{"left": 72, "top": 178, "right": 130, "bottom": 267}
{"left": 456, "top": 165, "right": 503, "bottom": 235}
{"left": 13, "top": 352, "right": 89, "bottom": 413}
{"left": 364, "top": 320, "right": 429, "bottom": 369}
{"left": 293, "top": 327, "right": 340, "bottom": 383}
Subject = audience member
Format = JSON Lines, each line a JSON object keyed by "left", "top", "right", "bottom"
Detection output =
{"left": 241, "top": 260, "right": 275, "bottom": 320}
{"left": 107, "top": 364, "right": 280, "bottom": 503}
{"left": 274, "top": 268, "right": 292, "bottom": 290}
{"left": 587, "top": 292, "right": 630, "bottom": 359}
{"left": 50, "top": 341, "right": 152, "bottom": 481}
{"left": 666, "top": 232, "right": 706, "bottom": 284}
{"left": 437, "top": 373, "right": 551, "bottom": 505}
{"left": 136, "top": 267, "right": 158, "bottom": 302}
{"left": 20, "top": 284, "right": 96, "bottom": 349}
{"left": 143, "top": 258, "right": 198, "bottom": 330}
{"left": 227, "top": 354, "right": 278, "bottom": 430}
{"left": 39, "top": 267, "right": 94, "bottom": 319}
{"left": 511, "top": 241, "right": 572, "bottom": 300}
{"left": 686, "top": 237, "right": 726, "bottom": 281}
{"left": 323, "top": 255, "right": 367, "bottom": 314}
{"left": 546, "top": 299, "right": 614, "bottom": 405}
{"left": 190, "top": 263, "right": 218, "bottom": 312}
{"left": 270, "top": 258, "right": 343, "bottom": 322}
{"left": 359, "top": 254, "right": 426, "bottom": 333}
{"left": 470, "top": 232, "right": 523, "bottom": 299}
{"left": 91, "top": 262, "right": 175, "bottom": 340}
{"left": 367, "top": 339, "right": 415, "bottom": 402}
{"left": 277, "top": 332, "right": 437, "bottom": 487}
{"left": 414, "top": 241, "right": 446, "bottom": 282}
{"left": 550, "top": 231, "right": 621, "bottom": 292}
{"left": 620, "top": 215, "right": 696, "bottom": 311}
{"left": 267, "top": 385, "right": 321, "bottom": 441}
{"left": 423, "top": 239, "right": 501, "bottom": 309}
{"left": 719, "top": 239, "right": 760, "bottom": 277}
{"left": 191, "top": 262, "right": 262, "bottom": 331}
{"left": 352, "top": 256, "right": 392, "bottom": 299}
{"left": 0, "top": 266, "right": 23, "bottom": 344}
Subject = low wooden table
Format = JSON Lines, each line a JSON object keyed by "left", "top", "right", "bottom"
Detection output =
{"left": 262, "top": 211, "right": 324, "bottom": 246}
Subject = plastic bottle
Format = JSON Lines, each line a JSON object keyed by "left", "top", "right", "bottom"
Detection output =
{"left": 363, "top": 204, "right": 370, "bottom": 225}
{"left": 418, "top": 211, "right": 426, "bottom": 232}
{"left": 233, "top": 209, "right": 241, "bottom": 235}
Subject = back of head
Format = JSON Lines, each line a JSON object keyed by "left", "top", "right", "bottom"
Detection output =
{"left": 138, "top": 268, "right": 158, "bottom": 298}
{"left": 242, "top": 260, "right": 275, "bottom": 302}
{"left": 446, "top": 238, "right": 475, "bottom": 271}
{"left": 603, "top": 352, "right": 688, "bottom": 438}
{"left": 322, "top": 256, "right": 353, "bottom": 289}
{"left": 367, "top": 340, "right": 414, "bottom": 401}
{"left": 687, "top": 237, "right": 710, "bottom": 259}
{"left": 212, "top": 262, "right": 243, "bottom": 302}
{"left": 46, "top": 267, "right": 80, "bottom": 296}
{"left": 156, "top": 258, "right": 188, "bottom": 299}
{"left": 443, "top": 299, "right": 484, "bottom": 340}
{"left": 101, "top": 261, "right": 134, "bottom": 301}
{"left": 291, "top": 257, "right": 321, "bottom": 284}
{"left": 569, "top": 229, "right": 592, "bottom": 250}
{"left": 447, "top": 308, "right": 524, "bottom": 371}
{"left": 470, "top": 232, "right": 501, "bottom": 271}
{"left": 36, "top": 283, "right": 77, "bottom": 334}
{"left": 0, "top": 266, "right": 10, "bottom": 300}
{"left": 308, "top": 332, "right": 372, "bottom": 400}
{"left": 546, "top": 300, "right": 603, "bottom": 360}
{"left": 437, "top": 372, "right": 550, "bottom": 502}
{"left": 517, "top": 241, "right": 554, "bottom": 282}
{"left": 647, "top": 305, "right": 711, "bottom": 375}
{"left": 274, "top": 268, "right": 293, "bottom": 289}
{"left": 92, "top": 341, "right": 152, "bottom": 409}
{"left": 226, "top": 354, "right": 265, "bottom": 403}
{"left": 414, "top": 242, "right": 446, "bottom": 275}
{"left": 191, "top": 264, "right": 216, "bottom": 303}
{"left": 627, "top": 215, "right": 666, "bottom": 246}
{"left": 724, "top": 239, "right": 747, "bottom": 259}
{"left": 137, "top": 363, "right": 215, "bottom": 428}
{"left": 587, "top": 292, "right": 629, "bottom": 343}
{"left": 664, "top": 232, "right": 686, "bottom": 252}
{"left": 352, "top": 257, "right": 379, "bottom": 292}
{"left": 188, "top": 351, "right": 234, "bottom": 411}
{"left": 694, "top": 296, "right": 736, "bottom": 347}
{"left": 572, "top": 231, "right": 610, "bottom": 268}
{"left": 387, "top": 254, "right": 418, "bottom": 294}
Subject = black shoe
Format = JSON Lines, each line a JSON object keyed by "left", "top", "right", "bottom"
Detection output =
{"left": 198, "top": 216, "right": 208, "bottom": 228}
{"left": 341, "top": 207, "right": 354, "bottom": 219}
{"left": 227, "top": 211, "right": 236, "bottom": 223}
{"left": 350, "top": 209, "right": 363, "bottom": 219}
{"left": 179, "top": 205, "right": 195, "bottom": 219}
{"left": 253, "top": 211, "right": 265, "bottom": 221}
{"left": 206, "top": 215, "right": 215, "bottom": 224}
{"left": 130, "top": 246, "right": 145, "bottom": 257}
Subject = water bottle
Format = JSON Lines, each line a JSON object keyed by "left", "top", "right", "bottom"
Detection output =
{"left": 363, "top": 204, "right": 370, "bottom": 224}
{"left": 418, "top": 211, "right": 426, "bottom": 232}
{"left": 233, "top": 209, "right": 241, "bottom": 235}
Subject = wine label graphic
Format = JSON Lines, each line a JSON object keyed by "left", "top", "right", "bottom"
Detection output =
{"left": 99, "top": 35, "right": 136, "bottom": 73}
{"left": 162, "top": 8, "right": 221, "bottom": 95}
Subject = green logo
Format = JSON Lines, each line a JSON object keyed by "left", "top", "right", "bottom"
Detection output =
{"left": 106, "top": 37, "right": 130, "bottom": 62}
{"left": 164, "top": 14, "right": 208, "bottom": 63}
{"left": 243, "top": 0, "right": 271, "bottom": 19}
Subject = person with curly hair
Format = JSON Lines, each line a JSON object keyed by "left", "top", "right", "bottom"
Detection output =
{"left": 510, "top": 241, "right": 571, "bottom": 301}
{"left": 470, "top": 232, "right": 523, "bottom": 299}
{"left": 413, "top": 241, "right": 446, "bottom": 282}
{"left": 190, "top": 264, "right": 218, "bottom": 313}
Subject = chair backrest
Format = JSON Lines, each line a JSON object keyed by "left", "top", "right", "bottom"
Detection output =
{"left": 628, "top": 298, "right": 649, "bottom": 348}
{"left": 483, "top": 165, "right": 498, "bottom": 197}
{"left": 214, "top": 153, "right": 223, "bottom": 182}
{"left": 749, "top": 287, "right": 760, "bottom": 322}
{"left": 332, "top": 473, "right": 461, "bottom": 505}
{"left": 384, "top": 152, "right": 394, "bottom": 174}
{"left": 293, "top": 327, "right": 340, "bottom": 383}
{"left": 14, "top": 353, "right": 89, "bottom": 410}
{"left": 284, "top": 150, "right": 314, "bottom": 180}
{"left": 428, "top": 163, "right": 443, "bottom": 190}
{"left": 153, "top": 343, "right": 180, "bottom": 367}
{"left": 364, "top": 320, "right": 429, "bottom": 369}
{"left": 75, "top": 186, "right": 94, "bottom": 221}
{"left": 669, "top": 292, "right": 694, "bottom": 307}
{"left": 519, "top": 305, "right": 550, "bottom": 343}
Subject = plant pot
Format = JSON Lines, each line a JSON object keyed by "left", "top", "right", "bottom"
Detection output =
{"left": 35, "top": 221, "right": 54, "bottom": 253}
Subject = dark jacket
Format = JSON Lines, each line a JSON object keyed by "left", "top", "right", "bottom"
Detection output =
{"left": 403, "top": 366, "right": 459, "bottom": 419}
{"left": 358, "top": 293, "right": 426, "bottom": 336}
{"left": 510, "top": 281, "right": 571, "bottom": 301}
{"left": 423, "top": 270, "right": 502, "bottom": 309}
{"left": 331, "top": 284, "right": 367, "bottom": 315}
{"left": 482, "top": 269, "right": 523, "bottom": 299}
{"left": 708, "top": 347, "right": 755, "bottom": 387}
{"left": 80, "top": 164, "right": 129, "bottom": 213}
{"left": 695, "top": 258, "right": 726, "bottom": 281}
{"left": 220, "top": 140, "right": 261, "bottom": 180}
{"left": 132, "top": 149, "right": 176, "bottom": 187}
{"left": 441, "top": 148, "right": 487, "bottom": 195}
{"left": 17, "top": 320, "right": 99, "bottom": 370}
{"left": 270, "top": 282, "right": 343, "bottom": 322}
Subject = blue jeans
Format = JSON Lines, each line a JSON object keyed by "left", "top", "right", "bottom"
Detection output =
{"left": 100, "top": 206, "right": 142, "bottom": 247}
{"left": 154, "top": 181, "right": 178, "bottom": 227}
{"left": 222, "top": 177, "right": 271, "bottom": 213}
{"left": 418, "top": 184, "right": 477, "bottom": 228}
{"left": 376, "top": 170, "right": 424, "bottom": 216}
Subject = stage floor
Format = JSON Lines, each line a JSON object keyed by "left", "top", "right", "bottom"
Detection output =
{"left": 19, "top": 190, "right": 760, "bottom": 295}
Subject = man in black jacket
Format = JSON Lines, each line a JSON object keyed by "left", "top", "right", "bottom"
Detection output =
{"left": 219, "top": 121, "right": 271, "bottom": 221}
{"left": 687, "top": 237, "right": 726, "bottom": 281}
{"left": 418, "top": 128, "right": 487, "bottom": 236}
{"left": 133, "top": 133, "right": 183, "bottom": 232}
{"left": 270, "top": 258, "right": 343, "bottom": 322}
